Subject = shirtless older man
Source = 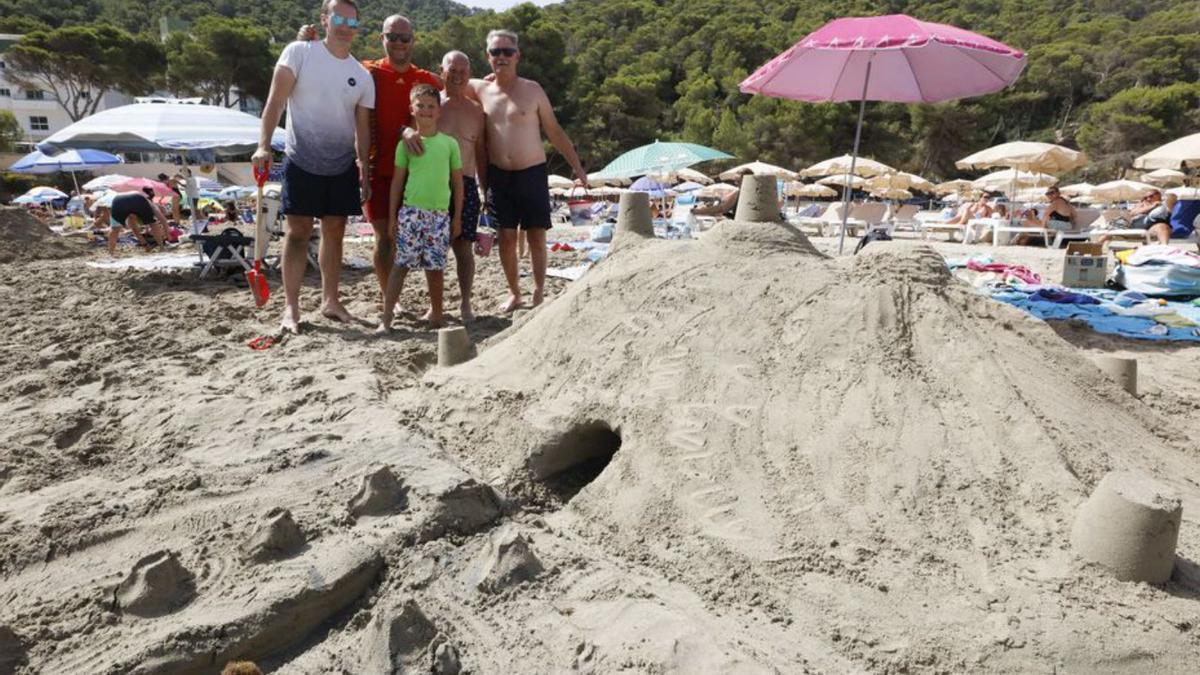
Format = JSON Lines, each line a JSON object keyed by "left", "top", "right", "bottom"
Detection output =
{"left": 437, "top": 51, "right": 487, "bottom": 321}
{"left": 473, "top": 29, "right": 587, "bottom": 312}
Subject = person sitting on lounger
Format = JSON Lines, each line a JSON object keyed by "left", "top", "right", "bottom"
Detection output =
{"left": 1014, "top": 186, "right": 1075, "bottom": 245}
{"left": 946, "top": 193, "right": 991, "bottom": 225}
{"left": 1128, "top": 190, "right": 1162, "bottom": 227}
{"left": 1144, "top": 193, "right": 1178, "bottom": 244}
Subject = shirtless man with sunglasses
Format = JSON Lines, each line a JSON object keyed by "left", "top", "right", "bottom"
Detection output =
{"left": 470, "top": 29, "right": 587, "bottom": 313}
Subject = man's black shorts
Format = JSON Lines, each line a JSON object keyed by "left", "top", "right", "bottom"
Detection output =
{"left": 486, "top": 162, "right": 552, "bottom": 230}
{"left": 280, "top": 158, "right": 362, "bottom": 218}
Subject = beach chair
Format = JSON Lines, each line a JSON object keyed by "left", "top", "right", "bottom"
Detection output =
{"left": 888, "top": 204, "right": 921, "bottom": 234}
{"left": 795, "top": 202, "right": 843, "bottom": 236}
{"left": 189, "top": 227, "right": 254, "bottom": 278}
{"left": 852, "top": 202, "right": 888, "bottom": 234}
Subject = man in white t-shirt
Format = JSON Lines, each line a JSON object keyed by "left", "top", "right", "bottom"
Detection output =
{"left": 253, "top": 0, "right": 375, "bottom": 334}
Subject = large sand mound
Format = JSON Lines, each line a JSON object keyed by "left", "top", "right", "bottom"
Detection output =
{"left": 404, "top": 221, "right": 1200, "bottom": 671}
{"left": 2, "top": 219, "right": 1198, "bottom": 673}
{"left": 0, "top": 207, "right": 84, "bottom": 264}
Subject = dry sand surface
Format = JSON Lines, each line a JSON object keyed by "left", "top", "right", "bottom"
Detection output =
{"left": 1, "top": 206, "right": 1199, "bottom": 673}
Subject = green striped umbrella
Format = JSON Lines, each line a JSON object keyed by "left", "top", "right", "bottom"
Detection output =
{"left": 595, "top": 141, "right": 733, "bottom": 180}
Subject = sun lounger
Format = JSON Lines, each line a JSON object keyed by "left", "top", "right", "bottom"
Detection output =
{"left": 889, "top": 204, "right": 921, "bottom": 234}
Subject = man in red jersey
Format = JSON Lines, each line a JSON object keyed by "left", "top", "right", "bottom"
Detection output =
{"left": 299, "top": 15, "right": 442, "bottom": 302}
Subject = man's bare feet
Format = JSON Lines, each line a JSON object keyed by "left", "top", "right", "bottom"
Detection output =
{"left": 280, "top": 305, "right": 302, "bottom": 334}
{"left": 320, "top": 301, "right": 355, "bottom": 323}
{"left": 374, "top": 322, "right": 392, "bottom": 335}
{"left": 498, "top": 294, "right": 524, "bottom": 314}
{"left": 531, "top": 288, "right": 545, "bottom": 307}
{"left": 426, "top": 315, "right": 446, "bottom": 329}
{"left": 460, "top": 302, "right": 475, "bottom": 323}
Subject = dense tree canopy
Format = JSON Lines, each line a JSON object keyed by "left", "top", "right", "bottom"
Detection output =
{"left": 1, "top": 0, "right": 1196, "bottom": 179}
{"left": 5, "top": 24, "right": 165, "bottom": 121}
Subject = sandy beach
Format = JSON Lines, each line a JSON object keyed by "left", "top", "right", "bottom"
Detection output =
{"left": 2, "top": 207, "right": 1199, "bottom": 673}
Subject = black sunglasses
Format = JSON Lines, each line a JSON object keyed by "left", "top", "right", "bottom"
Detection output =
{"left": 385, "top": 32, "right": 413, "bottom": 43}
{"left": 488, "top": 47, "right": 517, "bottom": 57}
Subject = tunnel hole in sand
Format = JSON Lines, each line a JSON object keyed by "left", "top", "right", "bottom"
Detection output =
{"left": 531, "top": 422, "right": 622, "bottom": 503}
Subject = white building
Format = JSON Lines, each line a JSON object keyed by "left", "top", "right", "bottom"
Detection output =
{"left": 0, "top": 33, "right": 133, "bottom": 150}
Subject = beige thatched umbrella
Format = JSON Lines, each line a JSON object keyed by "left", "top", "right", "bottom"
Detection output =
{"left": 799, "top": 154, "right": 894, "bottom": 178}
{"left": 1140, "top": 168, "right": 1186, "bottom": 187}
{"left": 718, "top": 161, "right": 799, "bottom": 181}
{"left": 1133, "top": 132, "right": 1200, "bottom": 171}
{"left": 817, "top": 174, "right": 867, "bottom": 188}
{"left": 866, "top": 172, "right": 935, "bottom": 193}
{"left": 956, "top": 141, "right": 1087, "bottom": 174}
{"left": 697, "top": 182, "right": 739, "bottom": 198}
{"left": 1090, "top": 179, "right": 1158, "bottom": 203}
{"left": 971, "top": 169, "right": 1057, "bottom": 195}
{"left": 785, "top": 182, "right": 838, "bottom": 198}
{"left": 547, "top": 174, "right": 575, "bottom": 189}
{"left": 933, "top": 179, "right": 975, "bottom": 195}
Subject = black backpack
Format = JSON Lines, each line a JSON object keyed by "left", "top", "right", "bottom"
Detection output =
{"left": 854, "top": 228, "right": 892, "bottom": 255}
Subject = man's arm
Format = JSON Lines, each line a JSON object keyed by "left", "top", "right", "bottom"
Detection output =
{"left": 252, "top": 64, "right": 297, "bottom": 171}
{"left": 692, "top": 190, "right": 739, "bottom": 217}
{"left": 450, "top": 169, "right": 464, "bottom": 239}
{"left": 389, "top": 169, "right": 407, "bottom": 235}
{"left": 356, "top": 104, "right": 372, "bottom": 204}
{"left": 533, "top": 83, "right": 586, "bottom": 184}
{"left": 474, "top": 122, "right": 488, "bottom": 197}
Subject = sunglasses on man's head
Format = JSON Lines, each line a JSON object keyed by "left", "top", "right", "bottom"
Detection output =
{"left": 488, "top": 47, "right": 517, "bottom": 57}
{"left": 328, "top": 15, "right": 359, "bottom": 28}
{"left": 385, "top": 32, "right": 413, "bottom": 43}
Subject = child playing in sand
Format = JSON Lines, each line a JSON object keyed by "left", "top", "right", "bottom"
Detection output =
{"left": 378, "top": 84, "right": 464, "bottom": 331}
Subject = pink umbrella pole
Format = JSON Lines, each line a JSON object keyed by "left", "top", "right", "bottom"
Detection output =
{"left": 837, "top": 58, "right": 872, "bottom": 255}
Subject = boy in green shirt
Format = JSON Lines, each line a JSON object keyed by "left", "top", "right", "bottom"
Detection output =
{"left": 379, "top": 84, "right": 464, "bottom": 331}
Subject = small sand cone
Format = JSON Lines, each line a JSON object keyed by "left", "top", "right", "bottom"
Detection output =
{"left": 242, "top": 508, "right": 305, "bottom": 563}
{"left": 113, "top": 550, "right": 195, "bottom": 616}
{"left": 475, "top": 526, "right": 545, "bottom": 593}
{"left": 348, "top": 464, "right": 407, "bottom": 518}
{"left": 612, "top": 192, "right": 653, "bottom": 251}
{"left": 1070, "top": 471, "right": 1181, "bottom": 584}
{"left": 733, "top": 175, "right": 781, "bottom": 223}
{"left": 1094, "top": 356, "right": 1137, "bottom": 395}
{"left": 437, "top": 326, "right": 474, "bottom": 367}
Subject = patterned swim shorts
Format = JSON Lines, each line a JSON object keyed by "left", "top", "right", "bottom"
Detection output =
{"left": 394, "top": 205, "right": 450, "bottom": 270}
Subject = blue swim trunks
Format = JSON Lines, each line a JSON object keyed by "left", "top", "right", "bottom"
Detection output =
{"left": 395, "top": 205, "right": 449, "bottom": 270}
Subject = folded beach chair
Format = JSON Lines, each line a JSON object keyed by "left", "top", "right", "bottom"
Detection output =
{"left": 843, "top": 202, "right": 886, "bottom": 237}
{"left": 190, "top": 227, "right": 254, "bottom": 278}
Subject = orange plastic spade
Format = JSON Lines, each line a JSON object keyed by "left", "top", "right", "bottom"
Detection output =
{"left": 247, "top": 164, "right": 270, "bottom": 308}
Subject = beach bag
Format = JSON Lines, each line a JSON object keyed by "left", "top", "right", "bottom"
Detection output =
{"left": 567, "top": 187, "right": 594, "bottom": 226}
{"left": 202, "top": 227, "right": 247, "bottom": 262}
{"left": 853, "top": 229, "right": 892, "bottom": 255}
{"left": 475, "top": 230, "right": 495, "bottom": 257}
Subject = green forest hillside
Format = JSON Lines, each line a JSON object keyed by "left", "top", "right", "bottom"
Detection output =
{"left": 3, "top": 0, "right": 1198, "bottom": 180}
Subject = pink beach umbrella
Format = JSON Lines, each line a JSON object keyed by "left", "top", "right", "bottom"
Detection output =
{"left": 740, "top": 14, "right": 1026, "bottom": 252}
{"left": 112, "top": 177, "right": 175, "bottom": 197}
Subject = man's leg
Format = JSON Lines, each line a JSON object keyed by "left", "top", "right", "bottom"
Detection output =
{"left": 497, "top": 228, "right": 523, "bottom": 313}
{"left": 281, "top": 215, "right": 315, "bottom": 333}
{"left": 425, "top": 269, "right": 445, "bottom": 327}
{"left": 318, "top": 216, "right": 353, "bottom": 322}
{"left": 371, "top": 219, "right": 395, "bottom": 302}
{"left": 107, "top": 226, "right": 120, "bottom": 255}
{"left": 526, "top": 227, "right": 548, "bottom": 306}
{"left": 451, "top": 239, "right": 475, "bottom": 321}
{"left": 1148, "top": 223, "right": 1171, "bottom": 244}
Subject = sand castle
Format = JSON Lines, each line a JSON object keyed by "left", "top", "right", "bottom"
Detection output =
{"left": 0, "top": 189, "right": 1197, "bottom": 672}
